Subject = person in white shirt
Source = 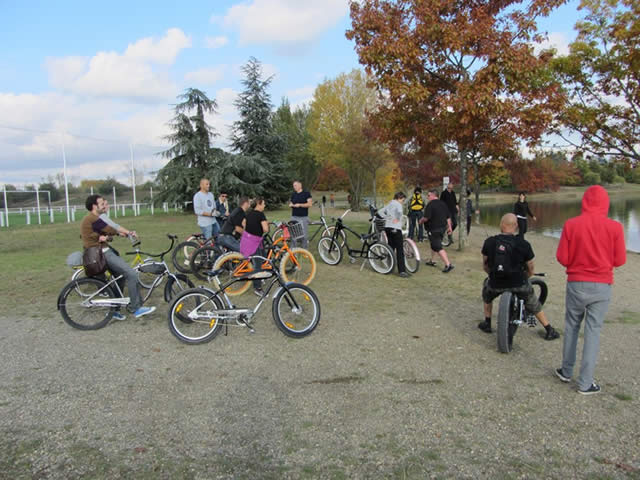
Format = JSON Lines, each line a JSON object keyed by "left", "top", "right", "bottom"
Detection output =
{"left": 193, "top": 178, "right": 219, "bottom": 239}
{"left": 380, "top": 192, "right": 409, "bottom": 278}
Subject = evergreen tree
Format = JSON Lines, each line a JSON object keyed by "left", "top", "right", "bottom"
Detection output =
{"left": 230, "top": 57, "right": 291, "bottom": 205}
{"left": 156, "top": 88, "right": 218, "bottom": 206}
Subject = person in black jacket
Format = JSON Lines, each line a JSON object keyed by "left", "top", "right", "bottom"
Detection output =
{"left": 513, "top": 192, "right": 536, "bottom": 239}
{"left": 440, "top": 182, "right": 458, "bottom": 244}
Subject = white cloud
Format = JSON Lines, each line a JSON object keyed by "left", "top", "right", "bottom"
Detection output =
{"left": 222, "top": 0, "right": 348, "bottom": 47}
{"left": 184, "top": 66, "right": 226, "bottom": 86}
{"left": 44, "top": 28, "right": 191, "bottom": 101}
{"left": 534, "top": 32, "right": 570, "bottom": 56}
{"left": 205, "top": 35, "right": 229, "bottom": 49}
{"left": 286, "top": 86, "right": 315, "bottom": 99}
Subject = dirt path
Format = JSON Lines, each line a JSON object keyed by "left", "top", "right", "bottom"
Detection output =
{"left": 1, "top": 226, "right": 639, "bottom": 479}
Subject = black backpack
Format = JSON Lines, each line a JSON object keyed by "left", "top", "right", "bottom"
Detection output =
{"left": 491, "top": 235, "right": 518, "bottom": 280}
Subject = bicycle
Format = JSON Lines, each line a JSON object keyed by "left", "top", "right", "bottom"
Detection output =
{"left": 167, "top": 255, "right": 321, "bottom": 344}
{"left": 369, "top": 206, "right": 421, "bottom": 274}
{"left": 211, "top": 223, "right": 317, "bottom": 296}
{"left": 171, "top": 232, "right": 212, "bottom": 274}
{"left": 496, "top": 274, "right": 549, "bottom": 353}
{"left": 58, "top": 234, "right": 195, "bottom": 330}
{"left": 271, "top": 204, "right": 347, "bottom": 248}
{"left": 317, "top": 209, "right": 395, "bottom": 274}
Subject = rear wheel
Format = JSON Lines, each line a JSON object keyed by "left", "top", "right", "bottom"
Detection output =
{"left": 531, "top": 278, "right": 548, "bottom": 306}
{"left": 320, "top": 226, "right": 346, "bottom": 248}
{"left": 368, "top": 242, "right": 395, "bottom": 274}
{"left": 403, "top": 238, "right": 420, "bottom": 273}
{"left": 168, "top": 288, "right": 224, "bottom": 344}
{"left": 280, "top": 248, "right": 317, "bottom": 285}
{"left": 191, "top": 245, "right": 224, "bottom": 281}
{"left": 272, "top": 283, "right": 320, "bottom": 338}
{"left": 497, "top": 292, "right": 518, "bottom": 353}
{"left": 212, "top": 252, "right": 252, "bottom": 296}
{"left": 58, "top": 278, "right": 117, "bottom": 330}
{"left": 172, "top": 241, "right": 201, "bottom": 274}
{"left": 317, "top": 237, "right": 342, "bottom": 265}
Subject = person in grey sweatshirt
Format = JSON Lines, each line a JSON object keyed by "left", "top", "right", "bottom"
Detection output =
{"left": 379, "top": 192, "right": 408, "bottom": 277}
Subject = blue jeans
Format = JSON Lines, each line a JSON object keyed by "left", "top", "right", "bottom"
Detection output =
{"left": 200, "top": 222, "right": 219, "bottom": 240}
{"left": 408, "top": 210, "right": 424, "bottom": 241}
{"left": 217, "top": 234, "right": 240, "bottom": 252}
{"left": 561, "top": 281, "right": 611, "bottom": 390}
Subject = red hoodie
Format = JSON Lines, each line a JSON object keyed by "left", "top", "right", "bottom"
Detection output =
{"left": 556, "top": 185, "right": 626, "bottom": 284}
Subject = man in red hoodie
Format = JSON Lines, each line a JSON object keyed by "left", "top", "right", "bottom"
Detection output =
{"left": 555, "top": 185, "right": 626, "bottom": 395}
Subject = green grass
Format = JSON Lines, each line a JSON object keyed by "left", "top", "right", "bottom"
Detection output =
{"left": 618, "top": 311, "right": 640, "bottom": 325}
{"left": 613, "top": 393, "right": 633, "bottom": 401}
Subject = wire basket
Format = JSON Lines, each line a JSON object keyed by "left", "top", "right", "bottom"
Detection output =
{"left": 285, "top": 221, "right": 305, "bottom": 242}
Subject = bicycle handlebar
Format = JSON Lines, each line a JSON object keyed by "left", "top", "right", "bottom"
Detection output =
{"left": 124, "top": 234, "right": 177, "bottom": 259}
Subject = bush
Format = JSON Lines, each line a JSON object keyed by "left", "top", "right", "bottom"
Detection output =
{"left": 631, "top": 168, "right": 640, "bottom": 184}
{"left": 612, "top": 175, "right": 625, "bottom": 184}
{"left": 583, "top": 171, "right": 601, "bottom": 185}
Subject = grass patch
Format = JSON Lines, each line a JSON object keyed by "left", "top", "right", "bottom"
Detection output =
{"left": 613, "top": 393, "right": 633, "bottom": 401}
{"left": 617, "top": 311, "right": 640, "bottom": 325}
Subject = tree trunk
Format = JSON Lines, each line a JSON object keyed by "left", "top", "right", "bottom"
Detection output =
{"left": 458, "top": 150, "right": 469, "bottom": 251}
{"left": 372, "top": 172, "right": 377, "bottom": 208}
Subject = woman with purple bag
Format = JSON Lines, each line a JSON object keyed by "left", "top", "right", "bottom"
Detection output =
{"left": 240, "top": 197, "right": 269, "bottom": 296}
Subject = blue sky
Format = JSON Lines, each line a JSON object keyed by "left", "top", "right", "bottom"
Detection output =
{"left": 0, "top": 0, "right": 582, "bottom": 187}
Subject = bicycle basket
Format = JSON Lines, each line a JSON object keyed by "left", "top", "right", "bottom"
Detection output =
{"left": 287, "top": 221, "right": 305, "bottom": 242}
{"left": 66, "top": 251, "right": 84, "bottom": 267}
{"left": 138, "top": 262, "right": 166, "bottom": 274}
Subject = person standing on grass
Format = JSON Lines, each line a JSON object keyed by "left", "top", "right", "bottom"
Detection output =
{"left": 241, "top": 197, "right": 270, "bottom": 296}
{"left": 477, "top": 213, "right": 559, "bottom": 340}
{"left": 407, "top": 187, "right": 425, "bottom": 242}
{"left": 330, "top": 193, "right": 335, "bottom": 208}
{"left": 440, "top": 181, "right": 459, "bottom": 244}
{"left": 513, "top": 192, "right": 536, "bottom": 239}
{"left": 419, "top": 189, "right": 454, "bottom": 273}
{"left": 215, "top": 191, "right": 229, "bottom": 231}
{"left": 289, "top": 180, "right": 312, "bottom": 248}
{"left": 466, "top": 189, "right": 473, "bottom": 236}
{"left": 380, "top": 192, "right": 409, "bottom": 278}
{"left": 193, "top": 178, "right": 219, "bottom": 240}
{"left": 81, "top": 195, "right": 155, "bottom": 320}
{"left": 555, "top": 185, "right": 626, "bottom": 395}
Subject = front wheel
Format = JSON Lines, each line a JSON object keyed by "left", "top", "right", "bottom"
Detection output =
{"left": 368, "top": 242, "right": 395, "bottom": 274}
{"left": 168, "top": 288, "right": 224, "bottom": 344}
{"left": 320, "top": 226, "right": 346, "bottom": 249}
{"left": 212, "top": 252, "right": 252, "bottom": 296}
{"left": 280, "top": 248, "right": 317, "bottom": 285}
{"left": 497, "top": 292, "right": 518, "bottom": 353}
{"left": 272, "top": 283, "right": 321, "bottom": 338}
{"left": 172, "top": 241, "right": 200, "bottom": 274}
{"left": 530, "top": 278, "right": 548, "bottom": 306}
{"left": 317, "top": 237, "right": 342, "bottom": 265}
{"left": 164, "top": 274, "right": 195, "bottom": 303}
{"left": 403, "top": 238, "right": 420, "bottom": 273}
{"left": 191, "top": 245, "right": 224, "bottom": 281}
{"left": 58, "top": 278, "right": 117, "bottom": 330}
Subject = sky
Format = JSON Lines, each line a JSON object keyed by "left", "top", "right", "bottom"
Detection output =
{"left": 0, "top": 0, "right": 583, "bottom": 188}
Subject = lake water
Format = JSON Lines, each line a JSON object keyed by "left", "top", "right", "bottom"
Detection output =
{"left": 478, "top": 195, "right": 640, "bottom": 253}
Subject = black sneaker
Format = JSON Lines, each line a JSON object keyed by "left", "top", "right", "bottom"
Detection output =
{"left": 442, "top": 264, "right": 454, "bottom": 273}
{"left": 545, "top": 327, "right": 560, "bottom": 340}
{"left": 399, "top": 272, "right": 410, "bottom": 278}
{"left": 478, "top": 321, "right": 492, "bottom": 333}
{"left": 579, "top": 383, "right": 601, "bottom": 395}
{"left": 555, "top": 368, "right": 570, "bottom": 383}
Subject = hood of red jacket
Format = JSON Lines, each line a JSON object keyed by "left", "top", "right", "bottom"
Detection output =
{"left": 581, "top": 185, "right": 610, "bottom": 216}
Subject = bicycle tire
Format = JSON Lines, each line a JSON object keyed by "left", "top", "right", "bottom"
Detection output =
{"left": 168, "top": 288, "right": 224, "bottom": 344}
{"left": 368, "top": 242, "right": 395, "bottom": 274}
{"left": 172, "top": 241, "right": 201, "bottom": 274}
{"left": 497, "top": 292, "right": 517, "bottom": 353}
{"left": 320, "top": 226, "right": 347, "bottom": 249}
{"left": 317, "top": 237, "right": 342, "bottom": 265}
{"left": 531, "top": 278, "right": 548, "bottom": 306}
{"left": 403, "top": 238, "right": 420, "bottom": 273}
{"left": 191, "top": 245, "right": 225, "bottom": 281}
{"left": 58, "top": 277, "right": 117, "bottom": 330}
{"left": 212, "top": 252, "right": 252, "bottom": 296}
{"left": 164, "top": 274, "right": 195, "bottom": 303}
{"left": 272, "top": 283, "right": 321, "bottom": 338}
{"left": 279, "top": 248, "right": 317, "bottom": 285}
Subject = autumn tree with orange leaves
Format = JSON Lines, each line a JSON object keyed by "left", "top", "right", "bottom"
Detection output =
{"left": 347, "top": 0, "right": 567, "bottom": 249}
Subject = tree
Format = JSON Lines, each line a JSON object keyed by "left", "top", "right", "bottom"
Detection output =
{"left": 553, "top": 0, "right": 640, "bottom": 164}
{"left": 231, "top": 57, "right": 290, "bottom": 205}
{"left": 156, "top": 88, "right": 219, "bottom": 206}
{"left": 98, "top": 177, "right": 129, "bottom": 195}
{"left": 38, "top": 182, "right": 61, "bottom": 201}
{"left": 347, "top": 0, "right": 567, "bottom": 248}
{"left": 272, "top": 99, "right": 320, "bottom": 189}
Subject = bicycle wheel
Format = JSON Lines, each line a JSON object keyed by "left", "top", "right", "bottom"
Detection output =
{"left": 168, "top": 288, "right": 224, "bottom": 344}
{"left": 212, "top": 252, "right": 252, "bottom": 296}
{"left": 368, "top": 242, "right": 395, "bottom": 274}
{"left": 403, "top": 238, "right": 420, "bottom": 274}
{"left": 279, "top": 248, "right": 317, "bottom": 285}
{"left": 172, "top": 241, "right": 200, "bottom": 274}
{"left": 530, "top": 278, "right": 548, "bottom": 306}
{"left": 317, "top": 237, "right": 342, "bottom": 265}
{"left": 272, "top": 283, "right": 321, "bottom": 338}
{"left": 164, "top": 274, "right": 195, "bottom": 303}
{"left": 497, "top": 292, "right": 518, "bottom": 353}
{"left": 191, "top": 245, "right": 224, "bottom": 281}
{"left": 58, "top": 277, "right": 117, "bottom": 330}
{"left": 320, "top": 226, "right": 346, "bottom": 248}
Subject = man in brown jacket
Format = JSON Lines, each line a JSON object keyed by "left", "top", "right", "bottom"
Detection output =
{"left": 81, "top": 194, "right": 155, "bottom": 320}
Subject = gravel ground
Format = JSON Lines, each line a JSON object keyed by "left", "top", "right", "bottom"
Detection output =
{"left": 1, "top": 226, "right": 639, "bottom": 479}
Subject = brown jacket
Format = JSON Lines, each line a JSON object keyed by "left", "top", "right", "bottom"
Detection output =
{"left": 81, "top": 212, "right": 118, "bottom": 249}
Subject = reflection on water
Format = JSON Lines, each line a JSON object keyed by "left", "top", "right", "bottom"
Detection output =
{"left": 480, "top": 195, "right": 640, "bottom": 252}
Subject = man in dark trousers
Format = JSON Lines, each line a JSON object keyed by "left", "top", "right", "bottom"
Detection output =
{"left": 289, "top": 180, "right": 313, "bottom": 248}
{"left": 419, "top": 189, "right": 454, "bottom": 273}
{"left": 440, "top": 181, "right": 459, "bottom": 244}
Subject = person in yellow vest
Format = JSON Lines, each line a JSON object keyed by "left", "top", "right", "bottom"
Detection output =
{"left": 408, "top": 187, "right": 425, "bottom": 242}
